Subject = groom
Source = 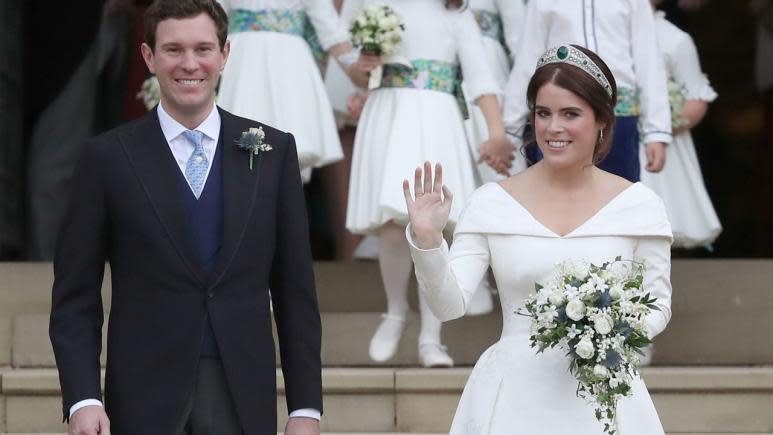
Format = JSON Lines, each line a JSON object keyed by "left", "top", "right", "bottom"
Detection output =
{"left": 49, "top": 0, "right": 322, "bottom": 434}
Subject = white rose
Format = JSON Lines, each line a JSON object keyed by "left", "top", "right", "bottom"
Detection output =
{"left": 574, "top": 262, "right": 590, "bottom": 278}
{"left": 356, "top": 15, "right": 367, "bottom": 27}
{"left": 566, "top": 299, "right": 586, "bottom": 321}
{"left": 593, "top": 314, "right": 613, "bottom": 335}
{"left": 548, "top": 291, "right": 564, "bottom": 306}
{"left": 575, "top": 337, "right": 595, "bottom": 359}
{"left": 609, "top": 284, "right": 624, "bottom": 300}
{"left": 593, "top": 364, "right": 609, "bottom": 378}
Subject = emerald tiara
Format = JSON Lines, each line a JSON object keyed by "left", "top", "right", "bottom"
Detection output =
{"left": 535, "top": 45, "right": 613, "bottom": 98}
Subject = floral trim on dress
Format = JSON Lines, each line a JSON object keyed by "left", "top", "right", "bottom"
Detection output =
{"left": 614, "top": 87, "right": 640, "bottom": 117}
{"left": 229, "top": 9, "right": 325, "bottom": 62}
{"left": 380, "top": 59, "right": 469, "bottom": 119}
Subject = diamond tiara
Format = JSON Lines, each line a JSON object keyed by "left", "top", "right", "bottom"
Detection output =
{"left": 535, "top": 45, "right": 613, "bottom": 98}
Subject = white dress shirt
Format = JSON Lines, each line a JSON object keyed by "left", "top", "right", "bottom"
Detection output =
{"left": 504, "top": 0, "right": 672, "bottom": 145}
{"left": 69, "top": 104, "right": 320, "bottom": 422}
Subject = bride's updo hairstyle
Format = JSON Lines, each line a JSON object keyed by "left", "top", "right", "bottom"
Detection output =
{"left": 526, "top": 44, "right": 618, "bottom": 164}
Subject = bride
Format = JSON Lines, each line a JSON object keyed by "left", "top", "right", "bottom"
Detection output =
{"left": 403, "top": 45, "right": 673, "bottom": 434}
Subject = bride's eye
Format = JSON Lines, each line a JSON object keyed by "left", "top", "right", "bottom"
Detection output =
{"left": 536, "top": 109, "right": 550, "bottom": 118}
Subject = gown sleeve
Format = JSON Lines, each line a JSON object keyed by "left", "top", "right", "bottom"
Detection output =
{"left": 302, "top": 0, "right": 350, "bottom": 50}
{"left": 455, "top": 8, "right": 501, "bottom": 101}
{"left": 634, "top": 236, "right": 673, "bottom": 339}
{"left": 406, "top": 225, "right": 491, "bottom": 322}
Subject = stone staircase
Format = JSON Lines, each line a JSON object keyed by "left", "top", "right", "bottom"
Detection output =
{"left": 1, "top": 260, "right": 773, "bottom": 433}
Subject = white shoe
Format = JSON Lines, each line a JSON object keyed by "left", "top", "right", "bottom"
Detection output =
{"left": 419, "top": 342, "right": 454, "bottom": 368}
{"left": 466, "top": 281, "right": 494, "bottom": 316}
{"left": 369, "top": 313, "right": 406, "bottom": 362}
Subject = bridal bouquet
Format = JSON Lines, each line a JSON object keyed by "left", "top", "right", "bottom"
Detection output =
{"left": 668, "top": 79, "right": 689, "bottom": 129}
{"left": 518, "top": 258, "right": 659, "bottom": 434}
{"left": 349, "top": 5, "right": 404, "bottom": 56}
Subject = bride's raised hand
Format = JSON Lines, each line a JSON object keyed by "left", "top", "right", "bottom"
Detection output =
{"left": 402, "top": 161, "right": 453, "bottom": 249}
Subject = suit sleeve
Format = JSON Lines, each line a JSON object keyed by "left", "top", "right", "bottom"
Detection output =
{"left": 269, "top": 133, "right": 323, "bottom": 414}
{"left": 49, "top": 139, "right": 108, "bottom": 421}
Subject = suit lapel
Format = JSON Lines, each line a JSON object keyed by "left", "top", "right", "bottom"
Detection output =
{"left": 210, "top": 109, "right": 264, "bottom": 287}
{"left": 118, "top": 110, "right": 205, "bottom": 285}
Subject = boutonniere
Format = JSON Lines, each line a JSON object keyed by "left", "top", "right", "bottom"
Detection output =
{"left": 236, "top": 127, "right": 273, "bottom": 170}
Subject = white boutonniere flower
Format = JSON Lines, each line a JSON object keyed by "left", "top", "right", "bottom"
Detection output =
{"left": 236, "top": 127, "right": 272, "bottom": 171}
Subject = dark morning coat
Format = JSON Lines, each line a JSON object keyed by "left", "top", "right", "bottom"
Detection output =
{"left": 49, "top": 107, "right": 322, "bottom": 435}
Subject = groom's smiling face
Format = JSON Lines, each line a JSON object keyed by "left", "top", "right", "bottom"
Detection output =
{"left": 141, "top": 12, "right": 229, "bottom": 123}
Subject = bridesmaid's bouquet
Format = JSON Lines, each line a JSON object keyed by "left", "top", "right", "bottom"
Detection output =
{"left": 518, "top": 258, "right": 659, "bottom": 434}
{"left": 668, "top": 79, "right": 689, "bottom": 130}
{"left": 349, "top": 5, "right": 405, "bottom": 56}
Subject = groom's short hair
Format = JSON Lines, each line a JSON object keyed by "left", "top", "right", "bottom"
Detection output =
{"left": 144, "top": 0, "right": 229, "bottom": 51}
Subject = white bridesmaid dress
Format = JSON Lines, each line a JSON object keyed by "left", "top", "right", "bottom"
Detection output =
{"left": 345, "top": 0, "right": 499, "bottom": 235}
{"left": 217, "top": 0, "right": 347, "bottom": 181}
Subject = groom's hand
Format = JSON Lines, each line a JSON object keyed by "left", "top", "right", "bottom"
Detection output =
{"left": 284, "top": 416, "right": 320, "bottom": 435}
{"left": 69, "top": 405, "right": 110, "bottom": 435}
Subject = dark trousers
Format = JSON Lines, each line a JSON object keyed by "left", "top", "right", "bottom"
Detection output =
{"left": 523, "top": 116, "right": 641, "bottom": 182}
{"left": 176, "top": 358, "right": 243, "bottom": 435}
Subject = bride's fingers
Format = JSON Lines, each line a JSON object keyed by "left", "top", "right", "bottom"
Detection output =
{"left": 442, "top": 185, "right": 453, "bottom": 207}
{"left": 402, "top": 179, "right": 413, "bottom": 206}
{"left": 414, "top": 167, "right": 423, "bottom": 196}
{"left": 433, "top": 163, "right": 443, "bottom": 194}
{"left": 423, "top": 161, "right": 433, "bottom": 196}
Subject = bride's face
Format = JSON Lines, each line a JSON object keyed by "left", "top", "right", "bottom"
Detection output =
{"left": 533, "top": 82, "right": 605, "bottom": 169}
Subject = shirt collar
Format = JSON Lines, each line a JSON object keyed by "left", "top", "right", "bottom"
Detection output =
{"left": 157, "top": 102, "right": 221, "bottom": 143}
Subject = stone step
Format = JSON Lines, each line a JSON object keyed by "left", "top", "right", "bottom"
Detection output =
{"left": 3, "top": 259, "right": 773, "bottom": 367}
{"left": 1, "top": 367, "right": 772, "bottom": 433}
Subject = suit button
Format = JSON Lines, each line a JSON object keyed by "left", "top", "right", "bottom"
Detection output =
{"left": 207, "top": 292, "right": 214, "bottom": 298}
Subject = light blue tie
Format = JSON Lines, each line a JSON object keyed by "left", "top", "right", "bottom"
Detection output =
{"left": 182, "top": 130, "right": 208, "bottom": 199}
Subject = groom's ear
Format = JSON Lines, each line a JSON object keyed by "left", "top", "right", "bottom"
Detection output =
{"left": 140, "top": 42, "right": 156, "bottom": 74}
{"left": 220, "top": 40, "right": 231, "bottom": 71}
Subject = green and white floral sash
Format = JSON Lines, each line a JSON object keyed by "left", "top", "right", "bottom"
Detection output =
{"left": 615, "top": 86, "right": 640, "bottom": 117}
{"left": 380, "top": 59, "right": 469, "bottom": 119}
{"left": 229, "top": 9, "right": 325, "bottom": 62}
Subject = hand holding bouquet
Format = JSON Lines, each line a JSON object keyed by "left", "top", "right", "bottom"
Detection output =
{"left": 519, "top": 257, "right": 659, "bottom": 434}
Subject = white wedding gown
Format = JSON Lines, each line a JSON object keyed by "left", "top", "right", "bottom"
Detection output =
{"left": 409, "top": 182, "right": 673, "bottom": 434}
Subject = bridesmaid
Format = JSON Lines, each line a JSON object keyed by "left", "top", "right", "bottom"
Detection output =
{"left": 344, "top": 0, "right": 514, "bottom": 367}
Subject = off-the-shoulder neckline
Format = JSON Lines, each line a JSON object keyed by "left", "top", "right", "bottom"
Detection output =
{"left": 490, "top": 182, "right": 641, "bottom": 238}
